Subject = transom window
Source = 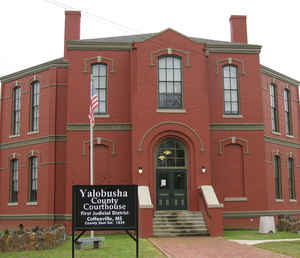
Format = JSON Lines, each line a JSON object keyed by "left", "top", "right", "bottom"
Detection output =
{"left": 223, "top": 65, "right": 239, "bottom": 114}
{"left": 284, "top": 89, "right": 292, "bottom": 135}
{"left": 157, "top": 139, "right": 185, "bottom": 168}
{"left": 10, "top": 159, "right": 19, "bottom": 203}
{"left": 12, "top": 87, "right": 21, "bottom": 135}
{"left": 29, "top": 156, "right": 38, "bottom": 202}
{"left": 270, "top": 84, "right": 279, "bottom": 132}
{"left": 91, "top": 63, "right": 107, "bottom": 114}
{"left": 158, "top": 56, "right": 182, "bottom": 109}
{"left": 30, "top": 81, "right": 40, "bottom": 131}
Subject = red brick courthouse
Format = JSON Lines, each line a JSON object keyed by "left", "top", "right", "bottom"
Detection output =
{"left": 1, "top": 11, "right": 299, "bottom": 237}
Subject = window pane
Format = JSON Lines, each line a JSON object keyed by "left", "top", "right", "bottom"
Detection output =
{"left": 159, "top": 82, "right": 166, "bottom": 93}
{"left": 231, "top": 78, "right": 237, "bottom": 89}
{"left": 166, "top": 69, "right": 173, "bottom": 81}
{"left": 92, "top": 77, "right": 99, "bottom": 89}
{"left": 223, "top": 66, "right": 230, "bottom": 77}
{"left": 230, "top": 66, "right": 237, "bottom": 78}
{"left": 99, "top": 90, "right": 106, "bottom": 101}
{"left": 167, "top": 82, "right": 173, "bottom": 93}
{"left": 159, "top": 69, "right": 166, "bottom": 81}
{"left": 166, "top": 57, "right": 173, "bottom": 68}
{"left": 224, "top": 91, "right": 231, "bottom": 101}
{"left": 174, "top": 82, "right": 181, "bottom": 93}
{"left": 99, "top": 102, "right": 106, "bottom": 113}
{"left": 231, "top": 91, "right": 238, "bottom": 101}
{"left": 99, "top": 77, "right": 106, "bottom": 88}
{"left": 224, "top": 102, "right": 231, "bottom": 112}
{"left": 224, "top": 78, "right": 230, "bottom": 89}
{"left": 173, "top": 58, "right": 181, "bottom": 69}
{"left": 174, "top": 69, "right": 181, "bottom": 81}
{"left": 158, "top": 58, "right": 165, "bottom": 68}
{"left": 92, "top": 65, "right": 100, "bottom": 75}
{"left": 232, "top": 103, "right": 238, "bottom": 113}
{"left": 99, "top": 65, "right": 107, "bottom": 76}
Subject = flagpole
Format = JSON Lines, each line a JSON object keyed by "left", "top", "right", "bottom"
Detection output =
{"left": 90, "top": 112, "right": 95, "bottom": 239}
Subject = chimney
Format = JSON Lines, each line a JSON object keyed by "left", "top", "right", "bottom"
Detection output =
{"left": 64, "top": 11, "right": 81, "bottom": 58}
{"left": 229, "top": 15, "right": 248, "bottom": 43}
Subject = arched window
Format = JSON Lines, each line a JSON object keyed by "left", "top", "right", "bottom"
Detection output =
{"left": 157, "top": 138, "right": 185, "bottom": 168}
{"left": 284, "top": 89, "right": 292, "bottom": 135}
{"left": 10, "top": 159, "right": 19, "bottom": 203}
{"left": 288, "top": 157, "right": 296, "bottom": 200}
{"left": 30, "top": 81, "right": 40, "bottom": 131}
{"left": 91, "top": 63, "right": 108, "bottom": 114}
{"left": 274, "top": 155, "right": 282, "bottom": 199}
{"left": 12, "top": 87, "right": 21, "bottom": 135}
{"left": 29, "top": 156, "right": 38, "bottom": 202}
{"left": 270, "top": 84, "right": 279, "bottom": 132}
{"left": 158, "top": 56, "right": 182, "bottom": 109}
{"left": 223, "top": 65, "right": 239, "bottom": 114}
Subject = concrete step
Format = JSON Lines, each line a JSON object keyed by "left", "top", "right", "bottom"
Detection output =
{"left": 153, "top": 210, "right": 208, "bottom": 237}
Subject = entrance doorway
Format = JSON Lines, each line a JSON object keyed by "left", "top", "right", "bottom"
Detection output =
{"left": 156, "top": 138, "right": 187, "bottom": 210}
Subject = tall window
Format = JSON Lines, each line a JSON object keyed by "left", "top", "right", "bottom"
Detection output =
{"left": 12, "top": 87, "right": 21, "bottom": 135}
{"left": 270, "top": 84, "right": 279, "bottom": 132}
{"left": 288, "top": 157, "right": 296, "bottom": 200}
{"left": 223, "top": 65, "right": 239, "bottom": 114}
{"left": 10, "top": 159, "right": 19, "bottom": 203}
{"left": 284, "top": 89, "right": 292, "bottom": 135}
{"left": 91, "top": 63, "right": 107, "bottom": 114}
{"left": 274, "top": 155, "right": 282, "bottom": 199}
{"left": 158, "top": 56, "right": 182, "bottom": 109}
{"left": 30, "top": 81, "right": 40, "bottom": 131}
{"left": 29, "top": 157, "right": 38, "bottom": 202}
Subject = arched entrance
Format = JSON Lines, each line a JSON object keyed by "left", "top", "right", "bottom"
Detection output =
{"left": 156, "top": 138, "right": 187, "bottom": 210}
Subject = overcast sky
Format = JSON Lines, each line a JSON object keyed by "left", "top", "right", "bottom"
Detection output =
{"left": 0, "top": 0, "right": 299, "bottom": 82}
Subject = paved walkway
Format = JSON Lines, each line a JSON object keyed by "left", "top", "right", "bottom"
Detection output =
{"left": 150, "top": 237, "right": 292, "bottom": 258}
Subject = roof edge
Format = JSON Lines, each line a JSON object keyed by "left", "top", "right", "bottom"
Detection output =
{"left": 206, "top": 43, "right": 262, "bottom": 54}
{"left": 261, "top": 65, "right": 300, "bottom": 87}
{"left": 0, "top": 58, "right": 68, "bottom": 83}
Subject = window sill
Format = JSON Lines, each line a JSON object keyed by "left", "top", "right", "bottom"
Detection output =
{"left": 95, "top": 114, "right": 110, "bottom": 118}
{"left": 224, "top": 197, "right": 248, "bottom": 202}
{"left": 156, "top": 109, "right": 186, "bottom": 113}
{"left": 286, "top": 135, "right": 294, "bottom": 138}
{"left": 8, "top": 202, "right": 18, "bottom": 206}
{"left": 289, "top": 199, "right": 297, "bottom": 203}
{"left": 9, "top": 134, "right": 20, "bottom": 138}
{"left": 275, "top": 199, "right": 284, "bottom": 202}
{"left": 27, "top": 131, "right": 39, "bottom": 135}
{"left": 26, "top": 202, "right": 38, "bottom": 206}
{"left": 222, "top": 114, "right": 243, "bottom": 119}
{"left": 272, "top": 131, "right": 281, "bottom": 136}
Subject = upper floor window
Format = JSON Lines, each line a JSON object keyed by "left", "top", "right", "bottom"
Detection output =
{"left": 91, "top": 63, "right": 107, "bottom": 114}
{"left": 288, "top": 157, "right": 296, "bottom": 200}
{"left": 158, "top": 56, "right": 182, "bottom": 109}
{"left": 270, "top": 84, "right": 279, "bottom": 132}
{"left": 274, "top": 155, "right": 282, "bottom": 199}
{"left": 223, "top": 65, "right": 239, "bottom": 115}
{"left": 30, "top": 81, "right": 40, "bottom": 131}
{"left": 12, "top": 87, "right": 21, "bottom": 135}
{"left": 29, "top": 156, "right": 38, "bottom": 202}
{"left": 284, "top": 89, "right": 292, "bottom": 135}
{"left": 10, "top": 159, "right": 19, "bottom": 203}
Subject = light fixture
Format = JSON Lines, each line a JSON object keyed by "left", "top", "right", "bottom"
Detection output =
{"left": 138, "top": 167, "right": 143, "bottom": 174}
{"left": 201, "top": 166, "right": 207, "bottom": 173}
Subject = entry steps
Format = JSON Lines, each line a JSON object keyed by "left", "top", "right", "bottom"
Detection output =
{"left": 153, "top": 210, "right": 209, "bottom": 237}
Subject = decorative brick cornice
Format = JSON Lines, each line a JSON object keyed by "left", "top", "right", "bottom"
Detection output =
{"left": 210, "top": 123, "right": 264, "bottom": 131}
{"left": 264, "top": 136, "right": 300, "bottom": 149}
{"left": 261, "top": 65, "right": 299, "bottom": 87}
{"left": 66, "top": 123, "right": 131, "bottom": 131}
{"left": 0, "top": 58, "right": 68, "bottom": 83}
{"left": 67, "top": 40, "right": 131, "bottom": 51}
{"left": 206, "top": 43, "right": 261, "bottom": 55}
{"left": 224, "top": 210, "right": 300, "bottom": 218}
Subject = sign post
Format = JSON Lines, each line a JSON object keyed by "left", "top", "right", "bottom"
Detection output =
{"left": 72, "top": 184, "right": 139, "bottom": 257}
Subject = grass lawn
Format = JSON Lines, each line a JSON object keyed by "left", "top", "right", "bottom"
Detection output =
{"left": 255, "top": 241, "right": 300, "bottom": 257}
{"left": 0, "top": 234, "right": 166, "bottom": 258}
{"left": 224, "top": 229, "right": 300, "bottom": 240}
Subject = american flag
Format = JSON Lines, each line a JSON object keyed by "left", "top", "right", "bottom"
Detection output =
{"left": 88, "top": 85, "right": 98, "bottom": 128}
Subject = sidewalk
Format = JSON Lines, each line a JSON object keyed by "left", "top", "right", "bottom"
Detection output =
{"left": 230, "top": 238, "right": 300, "bottom": 246}
{"left": 150, "top": 237, "right": 292, "bottom": 258}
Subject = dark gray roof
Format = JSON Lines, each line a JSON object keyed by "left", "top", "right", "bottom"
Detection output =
{"left": 81, "top": 29, "right": 243, "bottom": 45}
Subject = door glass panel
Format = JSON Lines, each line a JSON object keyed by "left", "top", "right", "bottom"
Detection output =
{"left": 159, "top": 174, "right": 168, "bottom": 189}
{"left": 174, "top": 173, "right": 185, "bottom": 189}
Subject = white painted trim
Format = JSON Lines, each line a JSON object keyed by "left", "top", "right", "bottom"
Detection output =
{"left": 8, "top": 202, "right": 18, "bottom": 206}
{"left": 222, "top": 114, "right": 243, "bottom": 119}
{"left": 224, "top": 197, "right": 248, "bottom": 202}
{"left": 199, "top": 185, "right": 222, "bottom": 208}
{"left": 275, "top": 199, "right": 284, "bottom": 202}
{"left": 138, "top": 186, "right": 153, "bottom": 208}
{"left": 95, "top": 114, "right": 110, "bottom": 118}
{"left": 26, "top": 202, "right": 38, "bottom": 206}
{"left": 156, "top": 109, "right": 186, "bottom": 113}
